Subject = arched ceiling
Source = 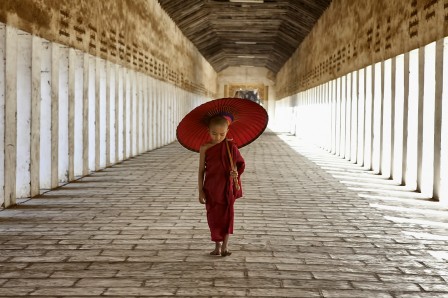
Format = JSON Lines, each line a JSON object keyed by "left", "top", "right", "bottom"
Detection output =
{"left": 158, "top": 0, "right": 332, "bottom": 73}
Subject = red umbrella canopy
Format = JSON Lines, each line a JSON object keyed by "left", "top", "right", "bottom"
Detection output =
{"left": 176, "top": 98, "right": 269, "bottom": 153}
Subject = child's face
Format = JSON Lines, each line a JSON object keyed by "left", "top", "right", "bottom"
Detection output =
{"left": 208, "top": 123, "right": 228, "bottom": 144}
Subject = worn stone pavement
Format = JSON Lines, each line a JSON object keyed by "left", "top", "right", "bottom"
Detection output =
{"left": 1, "top": 132, "right": 448, "bottom": 297}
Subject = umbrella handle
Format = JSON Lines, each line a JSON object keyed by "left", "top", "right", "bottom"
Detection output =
{"left": 225, "top": 140, "right": 240, "bottom": 191}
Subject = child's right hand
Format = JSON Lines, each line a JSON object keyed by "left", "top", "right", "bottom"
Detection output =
{"left": 199, "top": 190, "right": 206, "bottom": 204}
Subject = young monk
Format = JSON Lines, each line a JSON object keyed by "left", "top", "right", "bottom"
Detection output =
{"left": 198, "top": 115, "right": 245, "bottom": 257}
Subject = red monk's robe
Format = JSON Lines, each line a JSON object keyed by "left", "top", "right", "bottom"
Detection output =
{"left": 203, "top": 140, "right": 245, "bottom": 242}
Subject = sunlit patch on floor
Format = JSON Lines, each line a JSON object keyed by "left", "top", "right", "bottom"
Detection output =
{"left": 278, "top": 133, "right": 448, "bottom": 245}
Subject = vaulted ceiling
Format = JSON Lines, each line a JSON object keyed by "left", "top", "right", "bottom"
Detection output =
{"left": 158, "top": 0, "right": 332, "bottom": 73}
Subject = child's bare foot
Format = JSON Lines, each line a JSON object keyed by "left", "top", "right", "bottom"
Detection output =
{"left": 210, "top": 248, "right": 220, "bottom": 255}
{"left": 221, "top": 249, "right": 232, "bottom": 257}
{"left": 210, "top": 242, "right": 221, "bottom": 255}
{"left": 221, "top": 234, "right": 231, "bottom": 256}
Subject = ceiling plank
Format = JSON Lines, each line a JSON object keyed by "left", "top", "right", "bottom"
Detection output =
{"left": 158, "top": 0, "right": 331, "bottom": 73}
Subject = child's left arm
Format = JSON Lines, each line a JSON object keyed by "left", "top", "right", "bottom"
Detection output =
{"left": 233, "top": 144, "right": 245, "bottom": 176}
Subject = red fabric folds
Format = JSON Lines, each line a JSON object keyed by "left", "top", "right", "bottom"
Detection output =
{"left": 203, "top": 140, "right": 245, "bottom": 242}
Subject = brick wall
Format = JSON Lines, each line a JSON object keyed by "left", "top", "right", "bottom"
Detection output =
{"left": 276, "top": 0, "right": 448, "bottom": 99}
{"left": 0, "top": 0, "right": 217, "bottom": 97}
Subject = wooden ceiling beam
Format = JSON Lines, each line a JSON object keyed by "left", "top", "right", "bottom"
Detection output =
{"left": 158, "top": 0, "right": 332, "bottom": 72}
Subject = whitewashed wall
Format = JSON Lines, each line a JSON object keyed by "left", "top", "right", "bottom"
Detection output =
{"left": 0, "top": 23, "right": 208, "bottom": 208}
{"left": 275, "top": 38, "right": 448, "bottom": 207}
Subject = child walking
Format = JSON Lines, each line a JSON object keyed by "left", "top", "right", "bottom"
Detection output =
{"left": 176, "top": 97, "right": 268, "bottom": 257}
{"left": 198, "top": 115, "right": 245, "bottom": 257}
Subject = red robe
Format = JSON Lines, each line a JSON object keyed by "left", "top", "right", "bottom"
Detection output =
{"left": 203, "top": 140, "right": 245, "bottom": 242}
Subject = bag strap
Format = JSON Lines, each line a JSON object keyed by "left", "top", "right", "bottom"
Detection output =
{"left": 225, "top": 139, "right": 240, "bottom": 191}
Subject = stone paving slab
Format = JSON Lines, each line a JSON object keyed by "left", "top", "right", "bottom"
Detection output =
{"left": 0, "top": 132, "right": 447, "bottom": 297}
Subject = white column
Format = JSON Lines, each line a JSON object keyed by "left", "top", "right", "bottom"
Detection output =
{"left": 330, "top": 80, "right": 336, "bottom": 154}
{"left": 351, "top": 71, "right": 358, "bottom": 163}
{"left": 109, "top": 62, "right": 116, "bottom": 164}
{"left": 364, "top": 65, "right": 373, "bottom": 170}
{"left": 162, "top": 82, "right": 166, "bottom": 146}
{"left": 406, "top": 49, "right": 419, "bottom": 190}
{"left": 149, "top": 77, "right": 154, "bottom": 150}
{"left": 131, "top": 71, "right": 137, "bottom": 156}
{"left": 434, "top": 38, "right": 445, "bottom": 201}
{"left": 30, "top": 36, "right": 42, "bottom": 196}
{"left": 166, "top": 85, "right": 171, "bottom": 143}
{"left": 345, "top": 73, "right": 352, "bottom": 159}
{"left": 161, "top": 82, "right": 166, "bottom": 145}
{"left": 174, "top": 87, "right": 179, "bottom": 136}
{"left": 88, "top": 56, "right": 96, "bottom": 172}
{"left": 73, "top": 51, "right": 83, "bottom": 177}
{"left": 439, "top": 37, "right": 448, "bottom": 205}
{"left": 123, "top": 68, "right": 129, "bottom": 159}
{"left": 315, "top": 89, "right": 320, "bottom": 145}
{"left": 16, "top": 31, "right": 32, "bottom": 198}
{"left": 357, "top": 68, "right": 366, "bottom": 167}
{"left": 127, "top": 69, "right": 132, "bottom": 158}
{"left": 294, "top": 95, "right": 299, "bottom": 137}
{"left": 326, "top": 83, "right": 332, "bottom": 151}
{"left": 382, "top": 59, "right": 392, "bottom": 178}
{"left": 335, "top": 78, "right": 341, "bottom": 156}
{"left": 50, "top": 43, "right": 59, "bottom": 188}
{"left": 4, "top": 26, "right": 18, "bottom": 206}
{"left": 156, "top": 81, "right": 161, "bottom": 148}
{"left": 58, "top": 46, "right": 69, "bottom": 184}
{"left": 68, "top": 48, "right": 76, "bottom": 181}
{"left": 166, "top": 84, "right": 170, "bottom": 144}
{"left": 40, "top": 42, "right": 52, "bottom": 189}
{"left": 148, "top": 77, "right": 154, "bottom": 151}
{"left": 136, "top": 73, "right": 141, "bottom": 153}
{"left": 97, "top": 58, "right": 107, "bottom": 169}
{"left": 117, "top": 66, "right": 124, "bottom": 161}
{"left": 372, "top": 62, "right": 383, "bottom": 174}
{"left": 106, "top": 61, "right": 111, "bottom": 166}
{"left": 82, "top": 53, "right": 90, "bottom": 176}
{"left": 393, "top": 54, "right": 405, "bottom": 183}
{"left": 171, "top": 86, "right": 179, "bottom": 142}
{"left": 401, "top": 52, "right": 410, "bottom": 186}
{"left": 140, "top": 73, "right": 144, "bottom": 151}
{"left": 152, "top": 79, "right": 159, "bottom": 149}
{"left": 170, "top": 86, "right": 174, "bottom": 142}
{"left": 114, "top": 64, "right": 120, "bottom": 162}
{"left": 94, "top": 57, "right": 100, "bottom": 170}
{"left": 0, "top": 24, "right": 5, "bottom": 206}
{"left": 173, "top": 87, "right": 178, "bottom": 142}
{"left": 390, "top": 57, "right": 397, "bottom": 180}
{"left": 421, "top": 42, "right": 436, "bottom": 197}
{"left": 416, "top": 47, "right": 425, "bottom": 192}
{"left": 315, "top": 89, "right": 319, "bottom": 145}
{"left": 98, "top": 58, "right": 107, "bottom": 169}
{"left": 142, "top": 75, "right": 148, "bottom": 151}
{"left": 340, "top": 76, "right": 346, "bottom": 157}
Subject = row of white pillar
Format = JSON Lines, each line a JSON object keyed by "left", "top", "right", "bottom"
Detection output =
{"left": 276, "top": 37, "right": 448, "bottom": 206}
{"left": 0, "top": 24, "right": 208, "bottom": 208}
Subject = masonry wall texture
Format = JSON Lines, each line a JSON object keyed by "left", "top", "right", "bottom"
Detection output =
{"left": 0, "top": 0, "right": 217, "bottom": 97}
{"left": 276, "top": 0, "right": 448, "bottom": 99}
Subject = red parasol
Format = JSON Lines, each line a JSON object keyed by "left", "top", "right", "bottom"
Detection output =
{"left": 176, "top": 97, "right": 269, "bottom": 153}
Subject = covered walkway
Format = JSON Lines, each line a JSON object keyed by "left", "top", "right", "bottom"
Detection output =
{"left": 1, "top": 132, "right": 448, "bottom": 297}
{"left": 1, "top": 0, "right": 448, "bottom": 296}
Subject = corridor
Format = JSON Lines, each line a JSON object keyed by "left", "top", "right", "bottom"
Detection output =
{"left": 1, "top": 0, "right": 448, "bottom": 296}
{"left": 1, "top": 132, "right": 447, "bottom": 297}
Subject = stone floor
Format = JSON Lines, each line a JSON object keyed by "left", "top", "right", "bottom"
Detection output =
{"left": 0, "top": 132, "right": 448, "bottom": 297}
